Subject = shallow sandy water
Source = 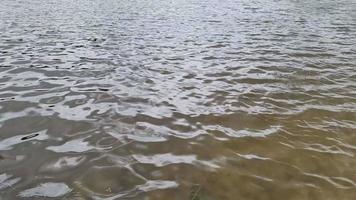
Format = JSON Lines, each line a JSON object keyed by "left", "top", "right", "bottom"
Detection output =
{"left": 0, "top": 0, "right": 356, "bottom": 199}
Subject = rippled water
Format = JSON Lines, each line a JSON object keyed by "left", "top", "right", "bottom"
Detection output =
{"left": 0, "top": 0, "right": 356, "bottom": 199}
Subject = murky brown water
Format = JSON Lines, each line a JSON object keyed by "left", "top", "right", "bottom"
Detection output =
{"left": 0, "top": 0, "right": 356, "bottom": 199}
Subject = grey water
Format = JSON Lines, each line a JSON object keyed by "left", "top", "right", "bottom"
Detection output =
{"left": 0, "top": 0, "right": 356, "bottom": 199}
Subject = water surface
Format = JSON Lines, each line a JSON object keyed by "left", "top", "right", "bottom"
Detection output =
{"left": 0, "top": 0, "right": 356, "bottom": 199}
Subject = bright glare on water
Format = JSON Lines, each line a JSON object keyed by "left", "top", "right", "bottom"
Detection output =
{"left": 0, "top": 0, "right": 356, "bottom": 199}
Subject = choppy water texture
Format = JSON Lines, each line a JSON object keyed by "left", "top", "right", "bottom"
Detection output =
{"left": 0, "top": 0, "right": 356, "bottom": 199}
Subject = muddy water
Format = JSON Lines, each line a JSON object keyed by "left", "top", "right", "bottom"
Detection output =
{"left": 0, "top": 0, "right": 356, "bottom": 199}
